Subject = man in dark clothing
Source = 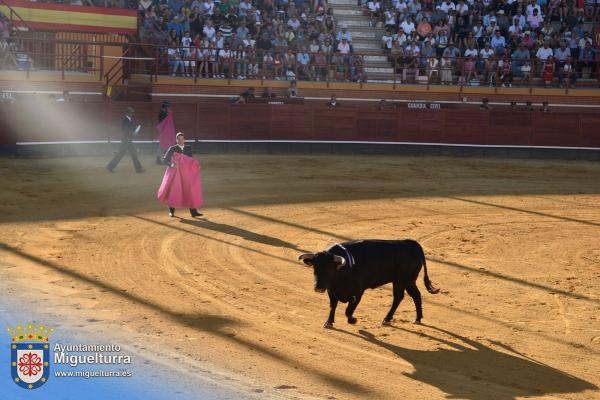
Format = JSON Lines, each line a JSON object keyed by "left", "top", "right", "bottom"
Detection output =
{"left": 106, "top": 107, "right": 144, "bottom": 173}
{"left": 163, "top": 132, "right": 202, "bottom": 218}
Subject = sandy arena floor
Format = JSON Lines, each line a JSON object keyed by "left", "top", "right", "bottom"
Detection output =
{"left": 1, "top": 154, "right": 599, "bottom": 400}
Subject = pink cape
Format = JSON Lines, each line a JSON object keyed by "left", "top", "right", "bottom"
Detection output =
{"left": 156, "top": 112, "right": 176, "bottom": 150}
{"left": 157, "top": 152, "right": 204, "bottom": 209}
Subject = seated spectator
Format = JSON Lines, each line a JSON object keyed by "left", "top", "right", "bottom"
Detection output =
{"left": 578, "top": 41, "right": 597, "bottom": 78}
{"left": 427, "top": 56, "right": 439, "bottom": 82}
{"left": 296, "top": 47, "right": 313, "bottom": 80}
{"left": 558, "top": 58, "right": 577, "bottom": 88}
{"left": 490, "top": 30, "right": 506, "bottom": 55}
{"left": 536, "top": 42, "right": 554, "bottom": 75}
{"left": 512, "top": 42, "right": 531, "bottom": 77}
{"left": 521, "top": 61, "right": 532, "bottom": 83}
{"left": 463, "top": 57, "right": 476, "bottom": 83}
{"left": 382, "top": 29, "right": 394, "bottom": 51}
{"left": 336, "top": 25, "right": 352, "bottom": 43}
{"left": 440, "top": 54, "right": 452, "bottom": 85}
{"left": 312, "top": 51, "right": 327, "bottom": 81}
{"left": 168, "top": 41, "right": 183, "bottom": 76}
{"left": 527, "top": 9, "right": 543, "bottom": 31}
{"left": 542, "top": 56, "right": 555, "bottom": 87}
{"left": 337, "top": 38, "right": 351, "bottom": 55}
{"left": 499, "top": 55, "right": 513, "bottom": 87}
{"left": 217, "top": 45, "right": 232, "bottom": 77}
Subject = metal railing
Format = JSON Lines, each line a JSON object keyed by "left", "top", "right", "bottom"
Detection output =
{"left": 389, "top": 54, "right": 599, "bottom": 92}
{"left": 2, "top": 37, "right": 599, "bottom": 92}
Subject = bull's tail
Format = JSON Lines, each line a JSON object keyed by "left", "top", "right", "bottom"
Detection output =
{"left": 415, "top": 241, "right": 439, "bottom": 294}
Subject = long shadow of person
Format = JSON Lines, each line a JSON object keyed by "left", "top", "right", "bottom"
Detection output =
{"left": 334, "top": 325, "right": 597, "bottom": 400}
{"left": 179, "top": 218, "right": 302, "bottom": 251}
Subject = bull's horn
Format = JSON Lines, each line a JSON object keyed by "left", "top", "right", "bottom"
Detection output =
{"left": 333, "top": 255, "right": 346, "bottom": 266}
{"left": 298, "top": 253, "right": 316, "bottom": 261}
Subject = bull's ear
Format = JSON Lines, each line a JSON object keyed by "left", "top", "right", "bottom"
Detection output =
{"left": 333, "top": 255, "right": 346, "bottom": 270}
{"left": 298, "top": 253, "right": 316, "bottom": 266}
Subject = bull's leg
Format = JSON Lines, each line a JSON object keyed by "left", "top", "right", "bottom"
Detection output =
{"left": 344, "top": 293, "right": 363, "bottom": 325}
{"left": 383, "top": 282, "right": 405, "bottom": 325}
{"left": 324, "top": 290, "right": 338, "bottom": 329}
{"left": 406, "top": 282, "right": 423, "bottom": 323}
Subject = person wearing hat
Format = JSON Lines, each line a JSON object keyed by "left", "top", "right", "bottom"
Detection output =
{"left": 106, "top": 107, "right": 144, "bottom": 173}
{"left": 336, "top": 24, "right": 352, "bottom": 43}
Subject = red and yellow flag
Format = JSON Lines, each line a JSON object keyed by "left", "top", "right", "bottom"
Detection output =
{"left": 0, "top": 0, "right": 137, "bottom": 34}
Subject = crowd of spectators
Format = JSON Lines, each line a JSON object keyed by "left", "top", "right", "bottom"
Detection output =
{"left": 138, "top": 0, "right": 367, "bottom": 81}
{"left": 369, "top": 0, "right": 598, "bottom": 86}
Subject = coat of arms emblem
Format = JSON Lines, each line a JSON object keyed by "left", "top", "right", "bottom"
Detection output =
{"left": 7, "top": 323, "right": 53, "bottom": 390}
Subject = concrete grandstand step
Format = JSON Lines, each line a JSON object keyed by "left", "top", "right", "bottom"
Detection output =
{"left": 352, "top": 37, "right": 383, "bottom": 45}
{"left": 352, "top": 42, "right": 383, "bottom": 50}
{"left": 328, "top": 0, "right": 359, "bottom": 5}
{"left": 349, "top": 30, "right": 383, "bottom": 39}
{"left": 337, "top": 18, "right": 372, "bottom": 27}
{"left": 364, "top": 67, "right": 395, "bottom": 74}
{"left": 333, "top": 8, "right": 364, "bottom": 16}
{"left": 363, "top": 55, "right": 389, "bottom": 62}
{"left": 337, "top": 14, "right": 373, "bottom": 21}
{"left": 363, "top": 61, "right": 393, "bottom": 69}
{"left": 331, "top": 3, "right": 362, "bottom": 9}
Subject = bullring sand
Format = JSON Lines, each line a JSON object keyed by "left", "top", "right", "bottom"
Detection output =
{"left": 0, "top": 154, "right": 599, "bottom": 399}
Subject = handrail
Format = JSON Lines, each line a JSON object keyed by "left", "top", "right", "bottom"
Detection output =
{"left": 61, "top": 45, "right": 82, "bottom": 80}
{"left": 104, "top": 46, "right": 130, "bottom": 88}
{"left": 3, "top": 35, "right": 599, "bottom": 89}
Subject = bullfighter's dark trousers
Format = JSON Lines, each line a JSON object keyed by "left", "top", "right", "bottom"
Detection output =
{"left": 107, "top": 142, "right": 143, "bottom": 172}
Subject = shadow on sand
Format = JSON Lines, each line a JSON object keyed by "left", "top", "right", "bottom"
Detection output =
{"left": 334, "top": 324, "right": 597, "bottom": 400}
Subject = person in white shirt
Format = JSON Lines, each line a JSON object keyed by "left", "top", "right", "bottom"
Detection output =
{"left": 217, "top": 47, "right": 232, "bottom": 78}
{"left": 395, "top": 0, "right": 408, "bottom": 13}
{"left": 384, "top": 8, "right": 396, "bottom": 29}
{"left": 478, "top": 44, "right": 494, "bottom": 73}
{"left": 203, "top": 21, "right": 216, "bottom": 41}
{"left": 337, "top": 38, "right": 351, "bottom": 55}
{"left": 396, "top": 29, "right": 407, "bottom": 45}
{"left": 456, "top": 0, "right": 468, "bottom": 16}
{"left": 526, "top": 2, "right": 542, "bottom": 16}
{"left": 464, "top": 44, "right": 478, "bottom": 58}
{"left": 427, "top": 56, "right": 439, "bottom": 81}
{"left": 400, "top": 16, "right": 416, "bottom": 34}
{"left": 536, "top": 43, "right": 553, "bottom": 62}
{"left": 382, "top": 31, "right": 394, "bottom": 50}
{"left": 202, "top": 0, "right": 214, "bottom": 16}
{"left": 578, "top": 33, "right": 592, "bottom": 49}
{"left": 439, "top": 0, "right": 456, "bottom": 14}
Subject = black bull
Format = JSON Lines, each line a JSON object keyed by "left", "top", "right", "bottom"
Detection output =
{"left": 298, "top": 240, "right": 439, "bottom": 328}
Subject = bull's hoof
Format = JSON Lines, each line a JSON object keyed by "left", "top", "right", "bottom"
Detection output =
{"left": 382, "top": 320, "right": 392, "bottom": 326}
{"left": 347, "top": 317, "right": 357, "bottom": 325}
{"left": 323, "top": 321, "right": 334, "bottom": 329}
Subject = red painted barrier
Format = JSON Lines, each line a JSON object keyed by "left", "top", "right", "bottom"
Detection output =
{"left": 0, "top": 102, "right": 598, "bottom": 148}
